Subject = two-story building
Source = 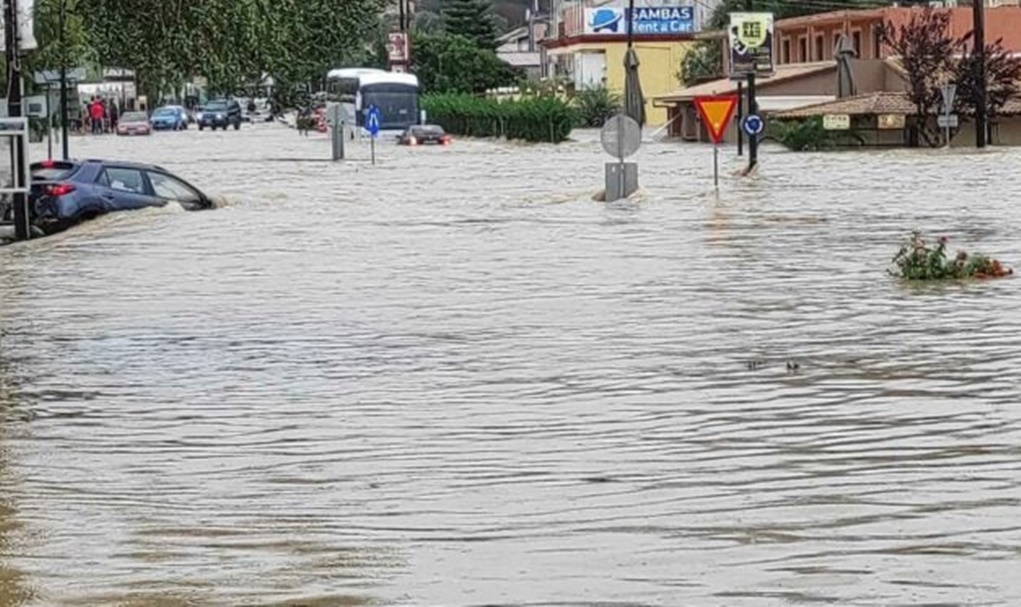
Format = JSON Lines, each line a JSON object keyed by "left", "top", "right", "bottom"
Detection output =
{"left": 654, "top": 6, "right": 1021, "bottom": 144}
{"left": 543, "top": 0, "right": 702, "bottom": 125}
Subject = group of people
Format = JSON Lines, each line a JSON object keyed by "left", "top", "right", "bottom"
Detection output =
{"left": 80, "top": 97, "right": 121, "bottom": 135}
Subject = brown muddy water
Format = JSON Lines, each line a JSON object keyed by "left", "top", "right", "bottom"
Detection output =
{"left": 1, "top": 125, "right": 1021, "bottom": 606}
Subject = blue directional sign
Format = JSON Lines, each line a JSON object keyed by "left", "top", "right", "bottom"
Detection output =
{"left": 366, "top": 105, "right": 381, "bottom": 138}
{"left": 741, "top": 114, "right": 765, "bottom": 137}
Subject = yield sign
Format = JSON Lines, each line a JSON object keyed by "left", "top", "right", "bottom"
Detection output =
{"left": 695, "top": 95, "right": 739, "bottom": 144}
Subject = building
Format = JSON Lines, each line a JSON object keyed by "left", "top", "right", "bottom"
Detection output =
{"left": 543, "top": 0, "right": 699, "bottom": 125}
{"left": 497, "top": 24, "right": 548, "bottom": 79}
{"left": 654, "top": 5, "right": 1021, "bottom": 143}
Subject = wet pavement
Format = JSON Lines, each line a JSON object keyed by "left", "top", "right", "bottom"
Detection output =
{"left": 2, "top": 124, "right": 1021, "bottom": 606}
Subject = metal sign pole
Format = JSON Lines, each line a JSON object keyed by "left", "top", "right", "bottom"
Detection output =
{"left": 713, "top": 143, "right": 719, "bottom": 194}
{"left": 371, "top": 136, "right": 376, "bottom": 165}
{"left": 46, "top": 85, "right": 53, "bottom": 160}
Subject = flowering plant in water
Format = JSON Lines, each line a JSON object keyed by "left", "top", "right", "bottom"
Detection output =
{"left": 891, "top": 232, "right": 1013, "bottom": 280}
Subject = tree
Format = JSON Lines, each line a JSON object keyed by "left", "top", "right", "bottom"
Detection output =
{"left": 954, "top": 36, "right": 1021, "bottom": 124}
{"left": 881, "top": 8, "right": 960, "bottom": 147}
{"left": 411, "top": 32, "right": 519, "bottom": 94}
{"left": 679, "top": 43, "right": 722, "bottom": 86}
{"left": 442, "top": 0, "right": 499, "bottom": 50}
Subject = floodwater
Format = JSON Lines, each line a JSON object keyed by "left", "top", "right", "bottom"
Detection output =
{"left": 2, "top": 124, "right": 1021, "bottom": 606}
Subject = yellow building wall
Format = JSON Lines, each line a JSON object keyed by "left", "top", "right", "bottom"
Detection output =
{"left": 556, "top": 40, "right": 693, "bottom": 125}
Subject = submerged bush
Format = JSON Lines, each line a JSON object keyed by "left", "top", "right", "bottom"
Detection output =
{"left": 891, "top": 232, "right": 1013, "bottom": 280}
{"left": 571, "top": 85, "right": 622, "bottom": 128}
{"left": 422, "top": 93, "right": 574, "bottom": 143}
{"left": 770, "top": 117, "right": 863, "bottom": 151}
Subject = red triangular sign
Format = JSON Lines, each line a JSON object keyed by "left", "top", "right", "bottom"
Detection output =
{"left": 694, "top": 95, "right": 738, "bottom": 144}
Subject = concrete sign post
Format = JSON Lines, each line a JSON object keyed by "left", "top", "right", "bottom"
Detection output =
{"left": 940, "top": 83, "right": 957, "bottom": 148}
{"left": 326, "top": 102, "right": 345, "bottom": 161}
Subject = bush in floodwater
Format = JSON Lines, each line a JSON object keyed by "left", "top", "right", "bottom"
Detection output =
{"left": 891, "top": 232, "right": 1013, "bottom": 280}
{"left": 571, "top": 85, "right": 622, "bottom": 128}
{"left": 422, "top": 93, "right": 574, "bottom": 143}
{"left": 770, "top": 117, "right": 863, "bottom": 151}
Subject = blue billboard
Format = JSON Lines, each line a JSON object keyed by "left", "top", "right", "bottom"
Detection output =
{"left": 585, "top": 5, "right": 695, "bottom": 36}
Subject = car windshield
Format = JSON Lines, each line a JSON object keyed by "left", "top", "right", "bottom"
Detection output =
{"left": 205, "top": 102, "right": 228, "bottom": 111}
{"left": 122, "top": 112, "right": 147, "bottom": 122}
{"left": 153, "top": 108, "right": 176, "bottom": 116}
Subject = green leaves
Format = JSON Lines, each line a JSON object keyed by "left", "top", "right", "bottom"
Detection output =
{"left": 43, "top": 0, "right": 384, "bottom": 99}
{"left": 423, "top": 92, "right": 574, "bottom": 143}
{"left": 411, "top": 32, "right": 520, "bottom": 94}
{"left": 891, "top": 232, "right": 1013, "bottom": 280}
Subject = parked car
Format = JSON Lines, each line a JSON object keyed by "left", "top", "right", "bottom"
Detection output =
{"left": 26, "top": 159, "right": 215, "bottom": 235}
{"left": 150, "top": 105, "right": 188, "bottom": 130}
{"left": 397, "top": 124, "right": 451, "bottom": 146}
{"left": 116, "top": 111, "right": 152, "bottom": 136}
{"left": 197, "top": 99, "right": 242, "bottom": 130}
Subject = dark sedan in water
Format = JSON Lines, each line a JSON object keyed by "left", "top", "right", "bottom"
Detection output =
{"left": 20, "top": 159, "right": 214, "bottom": 234}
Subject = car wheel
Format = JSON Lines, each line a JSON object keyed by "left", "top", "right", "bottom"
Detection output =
{"left": 234, "top": 122, "right": 240, "bottom": 130}
{"left": 199, "top": 124, "right": 205, "bottom": 131}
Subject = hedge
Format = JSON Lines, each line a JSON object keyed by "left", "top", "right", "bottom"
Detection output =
{"left": 422, "top": 93, "right": 574, "bottom": 143}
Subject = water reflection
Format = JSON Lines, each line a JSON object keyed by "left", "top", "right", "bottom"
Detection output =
{"left": 1, "top": 353, "right": 34, "bottom": 607}
{"left": 1, "top": 127, "right": 1021, "bottom": 605}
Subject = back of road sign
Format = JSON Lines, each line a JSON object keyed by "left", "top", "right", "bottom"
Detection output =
{"left": 694, "top": 95, "right": 738, "bottom": 144}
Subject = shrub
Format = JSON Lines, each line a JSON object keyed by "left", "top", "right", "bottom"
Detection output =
{"left": 770, "top": 117, "right": 864, "bottom": 151}
{"left": 422, "top": 93, "right": 574, "bottom": 143}
{"left": 572, "top": 86, "right": 621, "bottom": 127}
{"left": 891, "top": 232, "right": 1013, "bottom": 280}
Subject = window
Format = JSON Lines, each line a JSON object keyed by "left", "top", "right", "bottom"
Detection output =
{"left": 148, "top": 172, "right": 202, "bottom": 205}
{"left": 798, "top": 37, "right": 808, "bottom": 63}
{"left": 99, "top": 167, "right": 146, "bottom": 194}
{"left": 815, "top": 35, "right": 825, "bottom": 61}
{"left": 853, "top": 31, "right": 862, "bottom": 57}
{"left": 782, "top": 38, "right": 791, "bottom": 64}
{"left": 873, "top": 26, "right": 883, "bottom": 59}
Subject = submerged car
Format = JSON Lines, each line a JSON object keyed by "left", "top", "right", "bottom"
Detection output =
{"left": 150, "top": 105, "right": 188, "bottom": 130}
{"left": 27, "top": 159, "right": 214, "bottom": 235}
{"left": 397, "top": 124, "right": 451, "bottom": 146}
{"left": 117, "top": 111, "right": 152, "bottom": 136}
{"left": 197, "top": 99, "right": 242, "bottom": 130}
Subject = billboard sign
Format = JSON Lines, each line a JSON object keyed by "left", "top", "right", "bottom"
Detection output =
{"left": 728, "top": 12, "right": 774, "bottom": 77}
{"left": 584, "top": 5, "right": 695, "bottom": 36}
{"left": 387, "top": 31, "right": 410, "bottom": 65}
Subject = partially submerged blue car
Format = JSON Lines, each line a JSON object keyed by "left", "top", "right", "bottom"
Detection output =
{"left": 17, "top": 159, "right": 214, "bottom": 235}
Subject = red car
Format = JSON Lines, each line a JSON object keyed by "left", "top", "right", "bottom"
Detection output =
{"left": 116, "top": 111, "right": 152, "bottom": 136}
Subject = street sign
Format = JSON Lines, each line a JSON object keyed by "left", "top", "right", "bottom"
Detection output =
{"left": 600, "top": 113, "right": 641, "bottom": 160}
{"left": 741, "top": 114, "right": 764, "bottom": 137}
{"left": 366, "top": 105, "right": 381, "bottom": 138}
{"left": 940, "top": 83, "right": 957, "bottom": 113}
{"left": 938, "top": 114, "right": 959, "bottom": 129}
{"left": 823, "top": 114, "right": 851, "bottom": 130}
{"left": 33, "top": 68, "right": 87, "bottom": 85}
{"left": 694, "top": 95, "right": 738, "bottom": 144}
{"left": 728, "top": 12, "right": 775, "bottom": 77}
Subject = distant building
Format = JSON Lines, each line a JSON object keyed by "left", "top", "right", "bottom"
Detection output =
{"left": 655, "top": 6, "right": 1021, "bottom": 145}
{"left": 497, "top": 24, "right": 548, "bottom": 79}
{"left": 543, "top": 0, "right": 700, "bottom": 125}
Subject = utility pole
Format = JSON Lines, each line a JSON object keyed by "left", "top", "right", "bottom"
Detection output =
{"left": 398, "top": 0, "right": 405, "bottom": 32}
{"left": 59, "top": 0, "right": 69, "bottom": 159}
{"left": 973, "top": 0, "right": 987, "bottom": 148}
{"left": 5, "top": 0, "right": 29, "bottom": 240}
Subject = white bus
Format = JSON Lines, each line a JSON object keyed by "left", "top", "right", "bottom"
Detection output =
{"left": 325, "top": 68, "right": 420, "bottom": 131}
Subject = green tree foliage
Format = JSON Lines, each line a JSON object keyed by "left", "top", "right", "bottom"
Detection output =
{"left": 442, "top": 0, "right": 499, "bottom": 50}
{"left": 22, "top": 0, "right": 93, "bottom": 79}
{"left": 72, "top": 0, "right": 383, "bottom": 99}
{"left": 411, "top": 32, "right": 520, "bottom": 94}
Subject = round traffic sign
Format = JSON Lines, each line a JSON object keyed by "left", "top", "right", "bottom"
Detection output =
{"left": 741, "top": 114, "right": 764, "bottom": 136}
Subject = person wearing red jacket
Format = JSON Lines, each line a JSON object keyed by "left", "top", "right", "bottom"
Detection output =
{"left": 90, "top": 98, "right": 105, "bottom": 135}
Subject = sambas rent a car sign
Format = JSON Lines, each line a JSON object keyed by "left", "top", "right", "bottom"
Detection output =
{"left": 584, "top": 5, "right": 695, "bottom": 36}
